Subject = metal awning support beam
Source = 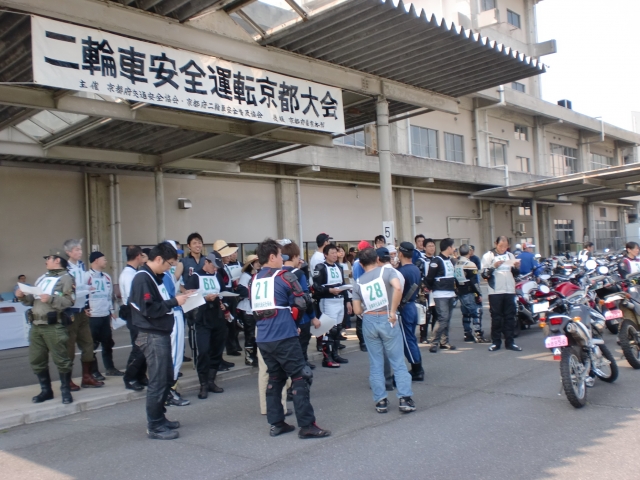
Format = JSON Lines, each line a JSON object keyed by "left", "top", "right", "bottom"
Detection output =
{"left": 0, "top": 107, "right": 38, "bottom": 130}
{"left": 586, "top": 187, "right": 640, "bottom": 203}
{"left": 532, "top": 179, "right": 605, "bottom": 198}
{"left": 0, "top": 0, "right": 459, "bottom": 114}
{"left": 0, "top": 85, "right": 333, "bottom": 149}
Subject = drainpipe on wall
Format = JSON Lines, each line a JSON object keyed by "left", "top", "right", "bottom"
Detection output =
{"left": 108, "top": 174, "right": 118, "bottom": 283}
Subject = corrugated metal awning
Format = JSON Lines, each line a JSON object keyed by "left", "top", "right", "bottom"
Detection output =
{"left": 472, "top": 164, "right": 640, "bottom": 203}
{"left": 260, "top": 0, "right": 545, "bottom": 98}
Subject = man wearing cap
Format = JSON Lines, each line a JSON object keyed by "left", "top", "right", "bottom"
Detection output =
{"left": 310, "top": 233, "right": 332, "bottom": 274}
{"left": 456, "top": 245, "right": 487, "bottom": 343}
{"left": 63, "top": 239, "right": 103, "bottom": 389}
{"left": 516, "top": 243, "right": 539, "bottom": 276}
{"left": 184, "top": 251, "right": 230, "bottom": 400}
{"left": 214, "top": 239, "right": 243, "bottom": 358}
{"left": 120, "top": 245, "right": 148, "bottom": 391}
{"left": 312, "top": 243, "right": 352, "bottom": 368}
{"left": 86, "top": 251, "right": 123, "bottom": 377}
{"left": 352, "top": 247, "right": 416, "bottom": 414}
{"left": 15, "top": 248, "right": 76, "bottom": 404}
{"left": 250, "top": 238, "right": 330, "bottom": 439}
{"left": 397, "top": 242, "right": 424, "bottom": 381}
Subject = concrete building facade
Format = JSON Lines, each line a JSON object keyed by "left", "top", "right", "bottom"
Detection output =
{"left": 1, "top": 0, "right": 639, "bottom": 293}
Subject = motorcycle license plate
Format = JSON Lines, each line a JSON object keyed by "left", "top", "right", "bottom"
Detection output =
{"left": 545, "top": 335, "right": 568, "bottom": 349}
{"left": 532, "top": 301, "right": 549, "bottom": 313}
{"left": 604, "top": 309, "right": 623, "bottom": 320}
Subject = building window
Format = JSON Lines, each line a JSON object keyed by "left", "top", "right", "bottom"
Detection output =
{"left": 591, "top": 153, "right": 614, "bottom": 170}
{"left": 519, "top": 206, "right": 531, "bottom": 216}
{"left": 599, "top": 207, "right": 607, "bottom": 218}
{"left": 516, "top": 156, "right": 531, "bottom": 173}
{"left": 489, "top": 141, "right": 506, "bottom": 166}
{"left": 507, "top": 9, "right": 521, "bottom": 28}
{"left": 550, "top": 144, "right": 578, "bottom": 176}
{"left": 444, "top": 132, "right": 464, "bottom": 163}
{"left": 595, "top": 220, "right": 620, "bottom": 251}
{"left": 554, "top": 219, "right": 574, "bottom": 253}
{"left": 410, "top": 125, "right": 438, "bottom": 159}
{"left": 480, "top": 0, "right": 495, "bottom": 11}
{"left": 334, "top": 130, "right": 364, "bottom": 147}
{"left": 511, "top": 82, "right": 525, "bottom": 93}
{"left": 514, "top": 125, "right": 528, "bottom": 141}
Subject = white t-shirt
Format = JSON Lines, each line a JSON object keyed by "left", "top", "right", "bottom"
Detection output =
{"left": 309, "top": 251, "right": 325, "bottom": 274}
{"left": 119, "top": 265, "right": 137, "bottom": 305}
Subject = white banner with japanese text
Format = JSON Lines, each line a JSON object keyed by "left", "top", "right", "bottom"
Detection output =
{"left": 31, "top": 16, "right": 345, "bottom": 133}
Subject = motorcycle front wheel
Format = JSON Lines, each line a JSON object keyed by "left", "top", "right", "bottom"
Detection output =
{"left": 560, "top": 346, "right": 587, "bottom": 408}
{"left": 592, "top": 344, "right": 618, "bottom": 383}
{"left": 618, "top": 320, "right": 640, "bottom": 370}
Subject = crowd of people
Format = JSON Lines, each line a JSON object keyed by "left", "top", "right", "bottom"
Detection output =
{"left": 14, "top": 231, "right": 525, "bottom": 440}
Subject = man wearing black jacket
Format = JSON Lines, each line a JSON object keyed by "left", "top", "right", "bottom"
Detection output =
{"left": 184, "top": 252, "right": 236, "bottom": 400}
{"left": 129, "top": 243, "right": 190, "bottom": 440}
{"left": 312, "top": 243, "right": 352, "bottom": 368}
{"left": 426, "top": 238, "right": 458, "bottom": 353}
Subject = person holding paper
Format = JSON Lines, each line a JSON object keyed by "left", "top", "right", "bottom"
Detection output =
{"left": 15, "top": 248, "right": 76, "bottom": 405}
{"left": 129, "top": 242, "right": 191, "bottom": 440}
{"left": 214, "top": 239, "right": 243, "bottom": 358}
{"left": 312, "top": 243, "right": 352, "bottom": 368}
{"left": 352, "top": 247, "right": 415, "bottom": 414}
{"left": 86, "top": 252, "right": 123, "bottom": 377}
{"left": 250, "top": 238, "right": 330, "bottom": 439}
{"left": 481, "top": 236, "right": 522, "bottom": 352}
{"left": 184, "top": 252, "right": 230, "bottom": 400}
{"left": 237, "top": 254, "right": 261, "bottom": 367}
{"left": 63, "top": 238, "right": 104, "bottom": 390}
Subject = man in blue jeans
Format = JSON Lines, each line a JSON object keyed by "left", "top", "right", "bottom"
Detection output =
{"left": 129, "top": 242, "right": 191, "bottom": 440}
{"left": 397, "top": 242, "right": 424, "bottom": 381}
{"left": 426, "top": 238, "right": 458, "bottom": 353}
{"left": 455, "top": 245, "right": 488, "bottom": 343}
{"left": 352, "top": 248, "right": 416, "bottom": 414}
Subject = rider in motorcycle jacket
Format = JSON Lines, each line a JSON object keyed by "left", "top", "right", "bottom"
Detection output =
{"left": 619, "top": 241, "right": 640, "bottom": 279}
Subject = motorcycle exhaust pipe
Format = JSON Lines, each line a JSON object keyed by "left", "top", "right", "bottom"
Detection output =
{"left": 566, "top": 322, "right": 590, "bottom": 348}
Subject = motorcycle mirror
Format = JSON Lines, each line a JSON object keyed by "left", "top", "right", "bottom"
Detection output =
{"left": 585, "top": 259, "right": 597, "bottom": 270}
{"left": 539, "top": 285, "right": 550, "bottom": 294}
{"left": 597, "top": 266, "right": 609, "bottom": 274}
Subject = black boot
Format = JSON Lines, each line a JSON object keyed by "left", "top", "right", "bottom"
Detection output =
{"left": 32, "top": 370, "right": 54, "bottom": 403}
{"left": 410, "top": 363, "right": 425, "bottom": 382}
{"left": 208, "top": 369, "right": 224, "bottom": 393}
{"left": 331, "top": 339, "right": 349, "bottom": 364}
{"left": 91, "top": 360, "right": 106, "bottom": 381}
{"left": 198, "top": 373, "right": 209, "bottom": 399}
{"left": 59, "top": 371, "right": 73, "bottom": 404}
{"left": 315, "top": 336, "right": 323, "bottom": 352}
{"left": 244, "top": 348, "right": 254, "bottom": 367}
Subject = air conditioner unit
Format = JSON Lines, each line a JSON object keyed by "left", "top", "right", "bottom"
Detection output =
{"left": 516, "top": 223, "right": 526, "bottom": 235}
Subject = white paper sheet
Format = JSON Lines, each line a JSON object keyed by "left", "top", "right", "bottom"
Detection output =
{"left": 310, "top": 313, "right": 340, "bottom": 335}
{"left": 334, "top": 284, "right": 353, "bottom": 292}
{"left": 111, "top": 317, "right": 127, "bottom": 330}
{"left": 181, "top": 293, "right": 206, "bottom": 313}
{"left": 18, "top": 283, "right": 44, "bottom": 296}
{"left": 218, "top": 291, "right": 240, "bottom": 297}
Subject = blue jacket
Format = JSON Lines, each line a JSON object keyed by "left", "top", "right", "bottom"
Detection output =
{"left": 516, "top": 251, "right": 538, "bottom": 275}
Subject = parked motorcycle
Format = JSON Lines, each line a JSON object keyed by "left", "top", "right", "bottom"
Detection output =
{"left": 615, "top": 273, "right": 640, "bottom": 369}
{"left": 544, "top": 294, "right": 618, "bottom": 408}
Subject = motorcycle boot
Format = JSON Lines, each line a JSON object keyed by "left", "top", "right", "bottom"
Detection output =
{"left": 331, "top": 339, "right": 349, "bottom": 364}
{"left": 59, "top": 371, "right": 73, "bottom": 404}
{"left": 474, "top": 331, "right": 490, "bottom": 343}
{"left": 198, "top": 373, "right": 209, "bottom": 399}
{"left": 208, "top": 369, "right": 224, "bottom": 393}
{"left": 81, "top": 361, "right": 104, "bottom": 387}
{"left": 32, "top": 370, "right": 54, "bottom": 403}
{"left": 321, "top": 341, "right": 340, "bottom": 368}
{"left": 69, "top": 378, "right": 81, "bottom": 392}
{"left": 90, "top": 360, "right": 106, "bottom": 381}
{"left": 410, "top": 363, "right": 425, "bottom": 382}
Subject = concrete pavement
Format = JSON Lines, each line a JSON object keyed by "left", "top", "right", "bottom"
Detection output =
{"left": 1, "top": 319, "right": 639, "bottom": 480}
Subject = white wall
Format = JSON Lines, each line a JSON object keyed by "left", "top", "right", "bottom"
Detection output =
{"left": 0, "top": 167, "right": 85, "bottom": 292}
{"left": 413, "top": 192, "right": 481, "bottom": 245}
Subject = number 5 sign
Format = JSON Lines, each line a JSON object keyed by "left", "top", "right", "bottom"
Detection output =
{"left": 382, "top": 221, "right": 395, "bottom": 246}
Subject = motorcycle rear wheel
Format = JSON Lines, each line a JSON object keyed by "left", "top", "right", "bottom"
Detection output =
{"left": 605, "top": 321, "right": 619, "bottom": 335}
{"left": 592, "top": 344, "right": 618, "bottom": 383}
{"left": 560, "top": 347, "right": 587, "bottom": 408}
{"left": 618, "top": 320, "right": 640, "bottom": 370}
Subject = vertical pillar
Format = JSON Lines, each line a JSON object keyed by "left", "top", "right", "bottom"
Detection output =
{"left": 155, "top": 168, "right": 165, "bottom": 243}
{"left": 525, "top": 0, "right": 542, "bottom": 99}
{"left": 532, "top": 117, "right": 547, "bottom": 176}
{"left": 613, "top": 141, "right": 623, "bottom": 166}
{"left": 115, "top": 175, "right": 123, "bottom": 281}
{"left": 539, "top": 205, "right": 551, "bottom": 257}
{"left": 275, "top": 178, "right": 301, "bottom": 245}
{"left": 618, "top": 207, "right": 626, "bottom": 248}
{"left": 393, "top": 187, "right": 412, "bottom": 242}
{"left": 531, "top": 199, "right": 540, "bottom": 254}
{"left": 479, "top": 200, "right": 494, "bottom": 254}
{"left": 578, "top": 130, "right": 591, "bottom": 173}
{"left": 474, "top": 105, "right": 489, "bottom": 167}
{"left": 376, "top": 96, "right": 394, "bottom": 226}
{"left": 109, "top": 174, "right": 118, "bottom": 281}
